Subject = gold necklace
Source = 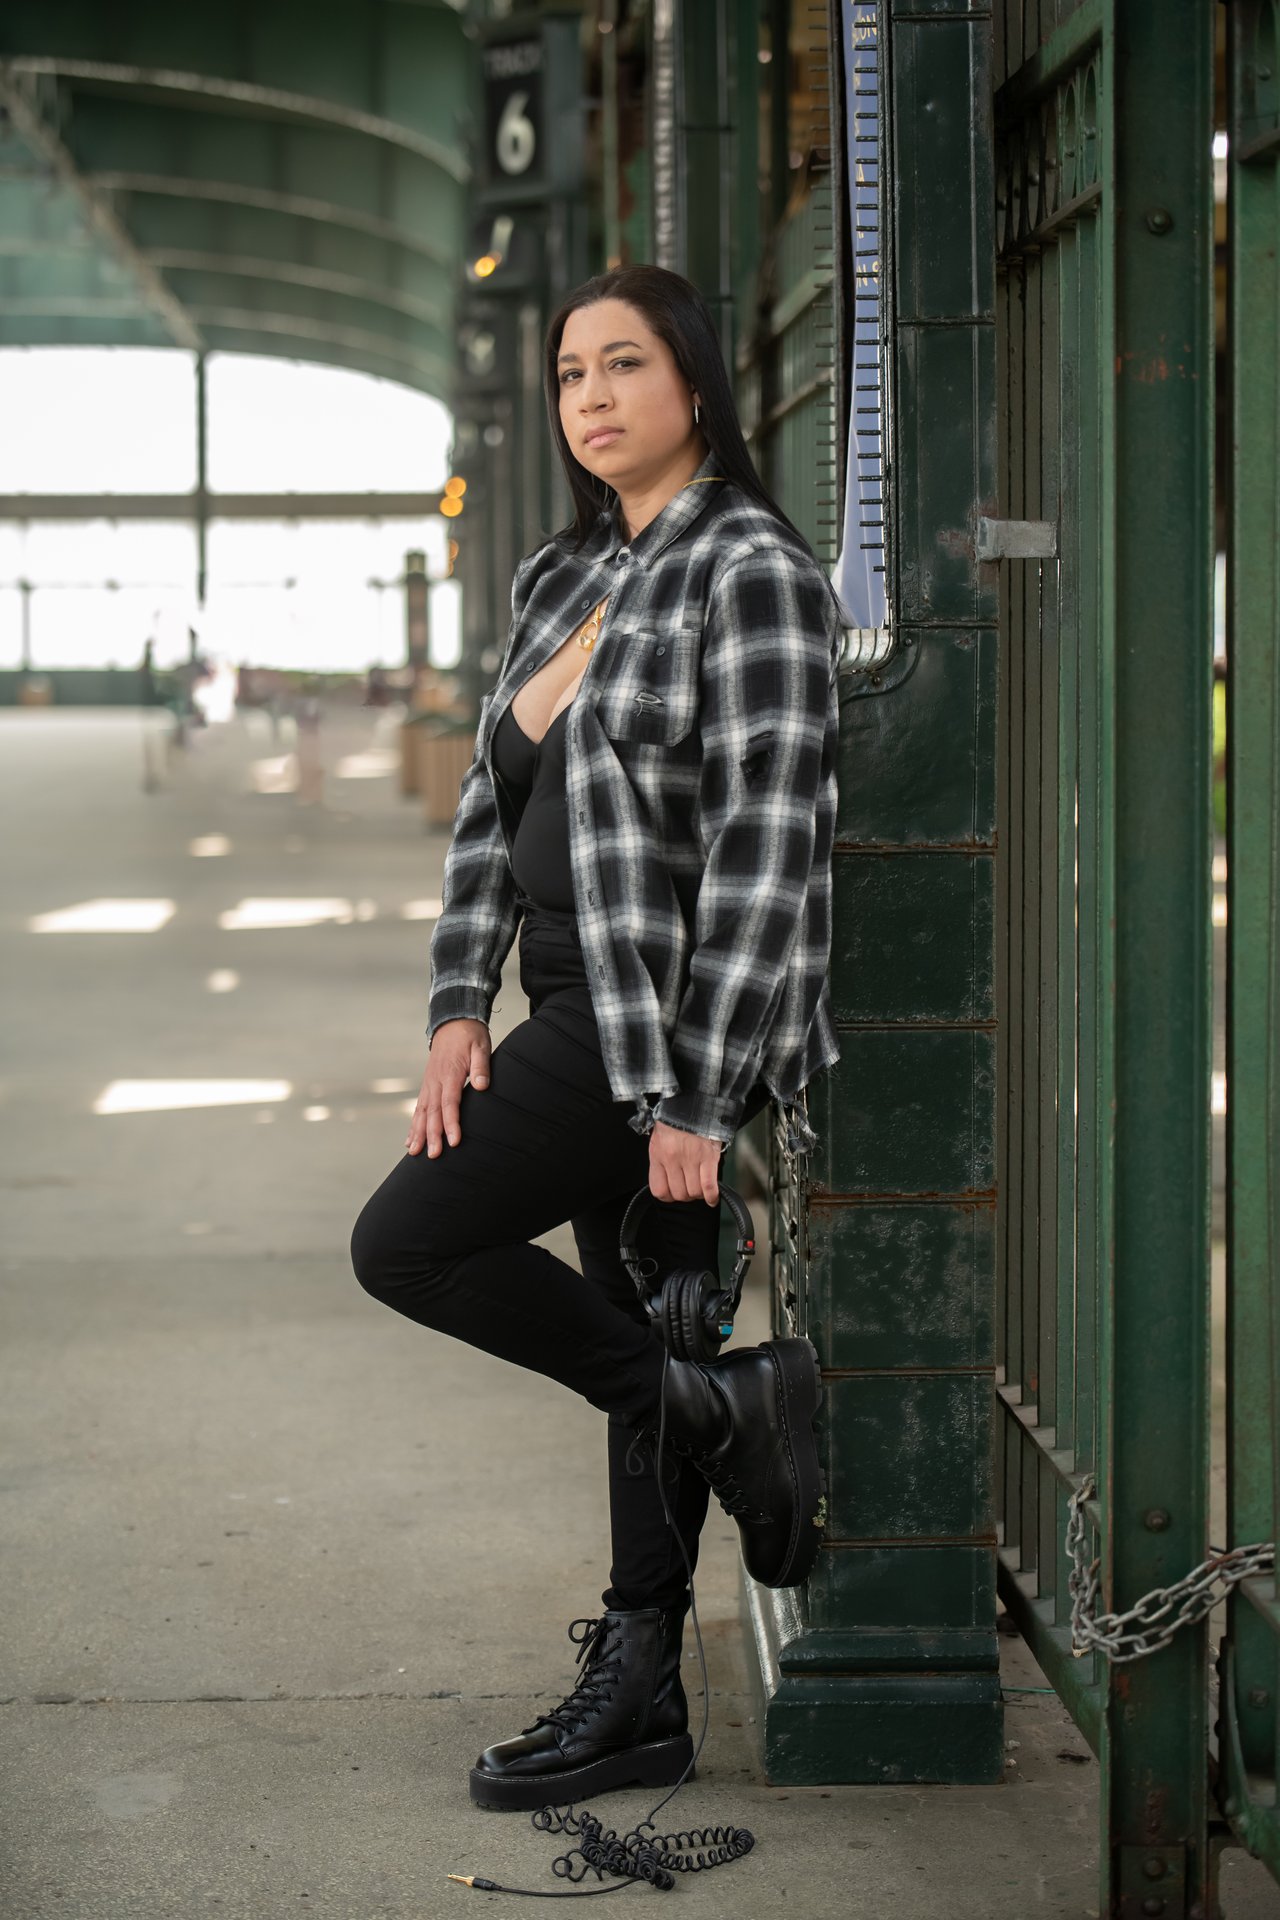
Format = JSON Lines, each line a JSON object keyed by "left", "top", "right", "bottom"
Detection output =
{"left": 581, "top": 479, "right": 726, "bottom": 652}
{"left": 576, "top": 597, "right": 609, "bottom": 651}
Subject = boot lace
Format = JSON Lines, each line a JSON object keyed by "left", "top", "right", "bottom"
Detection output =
{"left": 634, "top": 1417, "right": 761, "bottom": 1517}
{"left": 688, "top": 1455, "right": 766, "bottom": 1523}
{"left": 521, "top": 1616, "right": 623, "bottom": 1741}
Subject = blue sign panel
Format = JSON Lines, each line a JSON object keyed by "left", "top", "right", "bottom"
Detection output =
{"left": 831, "top": 1, "right": 886, "bottom": 633}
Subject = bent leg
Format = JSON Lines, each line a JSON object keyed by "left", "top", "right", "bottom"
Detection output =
{"left": 350, "top": 985, "right": 666, "bottom": 1425}
{"left": 569, "top": 1074, "right": 774, "bottom": 1612}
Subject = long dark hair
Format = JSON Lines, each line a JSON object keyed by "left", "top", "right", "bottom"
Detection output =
{"left": 542, "top": 264, "right": 809, "bottom": 556}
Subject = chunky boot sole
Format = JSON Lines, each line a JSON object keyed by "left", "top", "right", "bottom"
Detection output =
{"left": 468, "top": 1733, "right": 695, "bottom": 1811}
{"left": 762, "top": 1336, "right": 827, "bottom": 1589}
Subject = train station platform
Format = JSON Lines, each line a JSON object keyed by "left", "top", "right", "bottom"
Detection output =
{"left": 0, "top": 707, "right": 1271, "bottom": 1920}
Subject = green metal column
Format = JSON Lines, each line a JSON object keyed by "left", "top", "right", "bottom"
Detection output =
{"left": 1219, "top": 0, "right": 1280, "bottom": 1888}
{"left": 195, "top": 350, "right": 207, "bottom": 611}
{"left": 674, "top": 1, "right": 738, "bottom": 369}
{"left": 1099, "top": 6, "right": 1215, "bottom": 1910}
{"left": 744, "top": 0, "right": 1004, "bottom": 1785}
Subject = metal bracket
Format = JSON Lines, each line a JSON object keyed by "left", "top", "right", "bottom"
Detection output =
{"left": 976, "top": 517, "right": 1058, "bottom": 561}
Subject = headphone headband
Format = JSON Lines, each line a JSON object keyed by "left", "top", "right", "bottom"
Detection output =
{"left": 618, "top": 1183, "right": 757, "bottom": 1363}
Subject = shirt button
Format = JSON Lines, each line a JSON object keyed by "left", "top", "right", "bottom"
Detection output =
{"left": 617, "top": 549, "right": 630, "bottom": 564}
{"left": 582, "top": 597, "right": 592, "bottom": 609}
{"left": 577, "top": 810, "right": 585, "bottom": 823}
{"left": 587, "top": 891, "right": 594, "bottom": 904}
{"left": 656, "top": 646, "right": 666, "bottom": 656}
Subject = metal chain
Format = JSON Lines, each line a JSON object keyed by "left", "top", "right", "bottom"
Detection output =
{"left": 1065, "top": 1473, "right": 1276, "bottom": 1665}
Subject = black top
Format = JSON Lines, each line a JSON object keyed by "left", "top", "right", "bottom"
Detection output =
{"left": 492, "top": 699, "right": 576, "bottom": 913}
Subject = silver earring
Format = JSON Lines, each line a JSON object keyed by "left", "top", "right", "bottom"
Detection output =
{"left": 693, "top": 402, "right": 700, "bottom": 426}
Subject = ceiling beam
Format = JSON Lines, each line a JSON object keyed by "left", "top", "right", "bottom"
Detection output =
{"left": 7, "top": 58, "right": 469, "bottom": 183}
{"left": 186, "top": 304, "right": 444, "bottom": 383}
{"left": 148, "top": 252, "right": 445, "bottom": 330}
{"left": 93, "top": 173, "right": 450, "bottom": 266}
{"left": 0, "top": 237, "right": 448, "bottom": 329}
{"left": 0, "top": 492, "right": 443, "bottom": 521}
{"left": 0, "top": 64, "right": 203, "bottom": 353}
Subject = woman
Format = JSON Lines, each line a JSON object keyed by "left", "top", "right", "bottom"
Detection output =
{"left": 351, "top": 264, "right": 844, "bottom": 1813}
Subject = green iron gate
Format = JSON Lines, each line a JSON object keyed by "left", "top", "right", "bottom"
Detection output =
{"left": 993, "top": 0, "right": 1277, "bottom": 1913}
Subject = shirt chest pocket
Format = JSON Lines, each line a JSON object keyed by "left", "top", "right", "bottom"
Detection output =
{"left": 592, "top": 625, "right": 702, "bottom": 746}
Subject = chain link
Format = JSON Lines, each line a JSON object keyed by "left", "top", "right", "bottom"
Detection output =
{"left": 1065, "top": 1473, "right": 1276, "bottom": 1664}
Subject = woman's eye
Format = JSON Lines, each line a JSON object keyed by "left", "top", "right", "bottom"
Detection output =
{"left": 560, "top": 359, "right": 636, "bottom": 385}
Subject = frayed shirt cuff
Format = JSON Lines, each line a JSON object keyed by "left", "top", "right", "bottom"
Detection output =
{"left": 627, "top": 1090, "right": 821, "bottom": 1160}
{"left": 625, "top": 1089, "right": 739, "bottom": 1146}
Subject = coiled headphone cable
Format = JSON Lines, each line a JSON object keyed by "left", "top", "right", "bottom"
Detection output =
{"left": 448, "top": 1352, "right": 756, "bottom": 1898}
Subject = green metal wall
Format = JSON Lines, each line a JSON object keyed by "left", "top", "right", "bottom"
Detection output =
{"left": 1221, "top": 0, "right": 1280, "bottom": 1887}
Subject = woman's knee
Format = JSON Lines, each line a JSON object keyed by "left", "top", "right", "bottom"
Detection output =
{"left": 350, "top": 1186, "right": 455, "bottom": 1309}
{"left": 350, "top": 1192, "right": 414, "bottom": 1302}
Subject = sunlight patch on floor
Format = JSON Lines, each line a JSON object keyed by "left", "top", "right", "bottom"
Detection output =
{"left": 30, "top": 899, "right": 175, "bottom": 934}
{"left": 218, "top": 897, "right": 354, "bottom": 929}
{"left": 334, "top": 749, "right": 399, "bottom": 779}
{"left": 94, "top": 1079, "right": 292, "bottom": 1115}
{"left": 249, "top": 756, "right": 299, "bottom": 795}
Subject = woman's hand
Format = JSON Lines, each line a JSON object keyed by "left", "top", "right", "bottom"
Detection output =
{"left": 649, "top": 1120, "right": 724, "bottom": 1206}
{"left": 406, "top": 1018, "right": 491, "bottom": 1157}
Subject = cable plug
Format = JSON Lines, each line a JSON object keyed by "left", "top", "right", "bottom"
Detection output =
{"left": 447, "top": 1874, "right": 500, "bottom": 1891}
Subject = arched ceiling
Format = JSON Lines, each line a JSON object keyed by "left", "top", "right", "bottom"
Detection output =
{"left": 0, "top": 0, "right": 476, "bottom": 394}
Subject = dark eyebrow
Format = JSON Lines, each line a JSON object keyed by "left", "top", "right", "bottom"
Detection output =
{"left": 556, "top": 339, "right": 644, "bottom": 366}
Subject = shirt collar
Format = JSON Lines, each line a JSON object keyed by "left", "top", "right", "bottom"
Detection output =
{"left": 588, "top": 448, "right": 728, "bottom": 572}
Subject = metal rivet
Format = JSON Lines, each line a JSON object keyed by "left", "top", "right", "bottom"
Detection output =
{"left": 1145, "top": 207, "right": 1173, "bottom": 234}
{"left": 1144, "top": 1509, "right": 1171, "bottom": 1531}
{"left": 1142, "top": 1858, "right": 1167, "bottom": 1881}
{"left": 1142, "top": 1901, "right": 1166, "bottom": 1917}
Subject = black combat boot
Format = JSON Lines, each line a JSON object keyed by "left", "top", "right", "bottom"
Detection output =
{"left": 468, "top": 1606, "right": 693, "bottom": 1811}
{"left": 656, "top": 1337, "right": 826, "bottom": 1590}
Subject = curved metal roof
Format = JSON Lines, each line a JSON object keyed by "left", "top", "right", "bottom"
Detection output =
{"left": 0, "top": 1, "right": 475, "bottom": 393}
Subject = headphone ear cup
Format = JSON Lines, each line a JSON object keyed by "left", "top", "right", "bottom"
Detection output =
{"left": 658, "top": 1271, "right": 721, "bottom": 1364}
{"left": 681, "top": 1274, "right": 713, "bottom": 1364}
{"left": 689, "top": 1271, "right": 726, "bottom": 1364}
{"left": 658, "top": 1275, "right": 682, "bottom": 1359}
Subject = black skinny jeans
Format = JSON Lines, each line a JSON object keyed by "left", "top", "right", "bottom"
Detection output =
{"left": 350, "top": 895, "right": 771, "bottom": 1614}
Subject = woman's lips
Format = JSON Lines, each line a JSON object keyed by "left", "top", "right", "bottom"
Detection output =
{"left": 585, "top": 429, "right": 623, "bottom": 447}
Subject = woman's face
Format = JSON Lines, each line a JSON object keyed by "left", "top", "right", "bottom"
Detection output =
{"left": 556, "top": 298, "right": 701, "bottom": 491}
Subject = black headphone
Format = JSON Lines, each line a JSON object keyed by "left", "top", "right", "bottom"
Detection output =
{"left": 617, "top": 1182, "right": 756, "bottom": 1364}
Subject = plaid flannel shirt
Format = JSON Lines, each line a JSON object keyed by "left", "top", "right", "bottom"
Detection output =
{"left": 426, "top": 447, "right": 843, "bottom": 1158}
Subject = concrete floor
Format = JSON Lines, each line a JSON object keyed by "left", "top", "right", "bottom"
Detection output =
{"left": 0, "top": 705, "right": 1274, "bottom": 1920}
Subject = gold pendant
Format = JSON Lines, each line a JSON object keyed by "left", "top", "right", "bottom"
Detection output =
{"left": 577, "top": 596, "right": 608, "bottom": 650}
